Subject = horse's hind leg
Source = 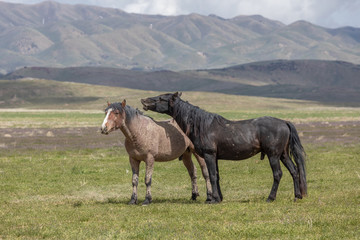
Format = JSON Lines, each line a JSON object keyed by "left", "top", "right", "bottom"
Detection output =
{"left": 182, "top": 151, "right": 199, "bottom": 200}
{"left": 281, "top": 153, "right": 302, "bottom": 200}
{"left": 215, "top": 159, "right": 223, "bottom": 201}
{"left": 143, "top": 155, "right": 154, "bottom": 205}
{"left": 193, "top": 152, "right": 212, "bottom": 202}
{"left": 129, "top": 157, "right": 140, "bottom": 205}
{"left": 267, "top": 155, "right": 283, "bottom": 202}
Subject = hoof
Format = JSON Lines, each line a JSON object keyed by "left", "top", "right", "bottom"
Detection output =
{"left": 191, "top": 192, "right": 199, "bottom": 201}
{"left": 142, "top": 198, "right": 152, "bottom": 206}
{"left": 266, "top": 198, "right": 275, "bottom": 203}
{"left": 205, "top": 193, "right": 212, "bottom": 203}
{"left": 213, "top": 196, "right": 222, "bottom": 203}
{"left": 205, "top": 196, "right": 221, "bottom": 204}
{"left": 128, "top": 199, "right": 137, "bottom": 205}
{"left": 206, "top": 199, "right": 221, "bottom": 204}
{"left": 294, "top": 196, "right": 302, "bottom": 202}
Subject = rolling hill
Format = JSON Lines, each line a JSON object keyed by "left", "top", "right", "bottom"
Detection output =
{"left": 0, "top": 78, "right": 322, "bottom": 111}
{"left": 1, "top": 1, "right": 360, "bottom": 73}
{"left": 2, "top": 59, "right": 360, "bottom": 104}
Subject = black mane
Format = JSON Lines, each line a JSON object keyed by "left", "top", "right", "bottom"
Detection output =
{"left": 172, "top": 98, "right": 226, "bottom": 143}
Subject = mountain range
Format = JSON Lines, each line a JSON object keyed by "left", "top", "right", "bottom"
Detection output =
{"left": 1, "top": 1, "right": 360, "bottom": 73}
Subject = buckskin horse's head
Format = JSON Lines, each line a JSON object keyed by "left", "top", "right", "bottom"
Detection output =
{"left": 101, "top": 100, "right": 126, "bottom": 135}
{"left": 141, "top": 92, "right": 182, "bottom": 113}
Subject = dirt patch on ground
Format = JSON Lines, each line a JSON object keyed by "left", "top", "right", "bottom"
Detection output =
{"left": 0, "top": 127, "right": 124, "bottom": 151}
{"left": 296, "top": 121, "right": 360, "bottom": 145}
{"left": 0, "top": 121, "right": 359, "bottom": 152}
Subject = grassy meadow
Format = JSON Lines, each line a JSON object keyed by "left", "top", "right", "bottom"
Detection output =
{"left": 1, "top": 79, "right": 360, "bottom": 239}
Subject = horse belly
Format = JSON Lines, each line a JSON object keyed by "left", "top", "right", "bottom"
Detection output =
{"left": 218, "top": 144, "right": 260, "bottom": 160}
{"left": 218, "top": 149, "right": 260, "bottom": 160}
{"left": 155, "top": 142, "right": 187, "bottom": 162}
{"left": 154, "top": 124, "right": 189, "bottom": 161}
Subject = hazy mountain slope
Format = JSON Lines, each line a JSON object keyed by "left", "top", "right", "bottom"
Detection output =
{"left": 3, "top": 60, "right": 359, "bottom": 103}
{"left": 201, "top": 60, "right": 360, "bottom": 88}
{"left": 230, "top": 15, "right": 285, "bottom": 34}
{"left": 1, "top": 1, "right": 360, "bottom": 73}
{"left": 196, "top": 60, "right": 360, "bottom": 103}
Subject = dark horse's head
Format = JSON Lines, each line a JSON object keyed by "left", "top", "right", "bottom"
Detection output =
{"left": 141, "top": 92, "right": 182, "bottom": 114}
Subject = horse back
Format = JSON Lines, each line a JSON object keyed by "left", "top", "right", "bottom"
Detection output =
{"left": 212, "top": 117, "right": 290, "bottom": 160}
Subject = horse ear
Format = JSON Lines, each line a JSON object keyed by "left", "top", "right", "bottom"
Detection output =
{"left": 121, "top": 99, "right": 126, "bottom": 108}
{"left": 174, "top": 91, "right": 182, "bottom": 97}
{"left": 107, "top": 101, "right": 111, "bottom": 106}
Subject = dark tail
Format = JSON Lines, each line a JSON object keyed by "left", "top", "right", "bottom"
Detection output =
{"left": 287, "top": 122, "right": 307, "bottom": 197}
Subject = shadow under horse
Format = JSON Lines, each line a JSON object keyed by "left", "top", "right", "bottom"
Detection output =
{"left": 101, "top": 100, "right": 212, "bottom": 205}
{"left": 141, "top": 92, "right": 307, "bottom": 203}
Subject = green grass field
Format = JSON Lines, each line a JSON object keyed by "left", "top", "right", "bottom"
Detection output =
{"left": 1, "top": 144, "right": 359, "bottom": 239}
{"left": 1, "top": 80, "right": 360, "bottom": 239}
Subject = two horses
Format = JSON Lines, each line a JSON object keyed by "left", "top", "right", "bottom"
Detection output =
{"left": 141, "top": 92, "right": 307, "bottom": 203}
{"left": 102, "top": 92, "right": 307, "bottom": 204}
{"left": 101, "top": 100, "right": 211, "bottom": 205}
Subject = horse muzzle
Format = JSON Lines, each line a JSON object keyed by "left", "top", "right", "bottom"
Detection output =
{"left": 100, "top": 127, "right": 109, "bottom": 135}
{"left": 140, "top": 99, "right": 148, "bottom": 111}
{"left": 141, "top": 99, "right": 154, "bottom": 111}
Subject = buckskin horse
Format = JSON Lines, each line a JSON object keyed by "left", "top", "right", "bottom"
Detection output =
{"left": 101, "top": 100, "right": 211, "bottom": 205}
{"left": 141, "top": 92, "right": 307, "bottom": 203}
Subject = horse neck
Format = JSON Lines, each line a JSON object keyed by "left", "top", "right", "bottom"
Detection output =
{"left": 172, "top": 98, "right": 220, "bottom": 143}
{"left": 172, "top": 99, "right": 192, "bottom": 135}
{"left": 119, "top": 107, "right": 144, "bottom": 142}
{"left": 119, "top": 122, "right": 133, "bottom": 141}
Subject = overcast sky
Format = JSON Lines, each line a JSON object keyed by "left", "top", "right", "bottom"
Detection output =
{"left": 3, "top": 0, "right": 360, "bottom": 28}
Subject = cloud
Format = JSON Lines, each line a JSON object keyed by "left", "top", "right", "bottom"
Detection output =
{"left": 2, "top": 0, "right": 360, "bottom": 28}
{"left": 124, "top": 0, "right": 180, "bottom": 16}
{"left": 120, "top": 0, "right": 360, "bottom": 27}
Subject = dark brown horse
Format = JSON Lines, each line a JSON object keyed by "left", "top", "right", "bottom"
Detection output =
{"left": 101, "top": 100, "right": 211, "bottom": 205}
{"left": 141, "top": 92, "right": 307, "bottom": 203}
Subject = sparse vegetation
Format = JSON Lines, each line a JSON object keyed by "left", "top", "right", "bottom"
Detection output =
{"left": 0, "top": 141, "right": 359, "bottom": 239}
{"left": 1, "top": 78, "right": 360, "bottom": 128}
{"left": 0, "top": 85, "right": 359, "bottom": 239}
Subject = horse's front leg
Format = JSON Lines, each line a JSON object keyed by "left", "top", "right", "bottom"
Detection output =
{"left": 193, "top": 152, "right": 212, "bottom": 202}
{"left": 143, "top": 155, "right": 155, "bottom": 205}
{"left": 129, "top": 157, "right": 140, "bottom": 205}
{"left": 204, "top": 152, "right": 222, "bottom": 203}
